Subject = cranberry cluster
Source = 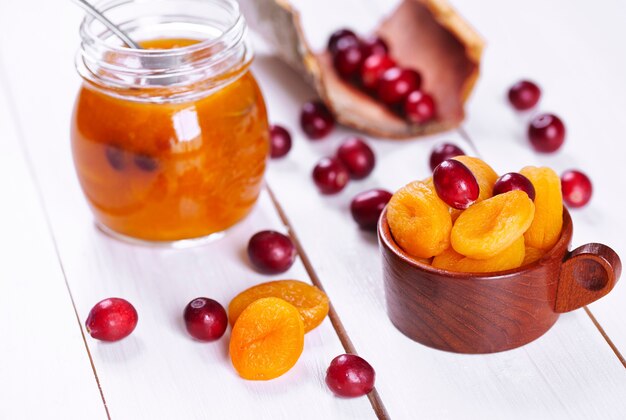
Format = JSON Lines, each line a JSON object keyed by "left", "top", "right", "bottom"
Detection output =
{"left": 312, "top": 137, "right": 376, "bottom": 194}
{"left": 507, "top": 80, "right": 566, "bottom": 153}
{"left": 430, "top": 142, "right": 537, "bottom": 207}
{"left": 328, "top": 28, "right": 437, "bottom": 125}
{"left": 269, "top": 120, "right": 391, "bottom": 230}
{"left": 507, "top": 80, "right": 592, "bottom": 207}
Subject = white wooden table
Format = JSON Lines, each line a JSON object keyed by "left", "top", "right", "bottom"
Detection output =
{"left": 1, "top": 0, "right": 625, "bottom": 418}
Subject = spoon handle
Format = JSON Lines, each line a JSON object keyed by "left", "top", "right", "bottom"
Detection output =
{"left": 72, "top": 0, "right": 141, "bottom": 49}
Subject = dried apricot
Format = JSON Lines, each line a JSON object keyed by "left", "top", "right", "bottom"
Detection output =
{"left": 229, "top": 280, "right": 329, "bottom": 333}
{"left": 451, "top": 190, "right": 535, "bottom": 259}
{"left": 452, "top": 156, "right": 498, "bottom": 202}
{"left": 424, "top": 177, "right": 462, "bottom": 221}
{"left": 433, "top": 236, "right": 525, "bottom": 273}
{"left": 519, "top": 166, "right": 563, "bottom": 250}
{"left": 230, "top": 297, "right": 304, "bottom": 380}
{"left": 522, "top": 246, "right": 546, "bottom": 266}
{"left": 387, "top": 181, "right": 452, "bottom": 258}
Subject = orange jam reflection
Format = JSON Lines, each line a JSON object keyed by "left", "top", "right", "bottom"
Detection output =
{"left": 71, "top": 39, "right": 269, "bottom": 241}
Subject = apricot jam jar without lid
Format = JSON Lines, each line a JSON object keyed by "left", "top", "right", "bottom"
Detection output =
{"left": 71, "top": 0, "right": 269, "bottom": 246}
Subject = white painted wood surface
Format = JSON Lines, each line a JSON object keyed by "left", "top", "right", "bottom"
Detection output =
{"left": 1, "top": 0, "right": 626, "bottom": 418}
{"left": 0, "top": 1, "right": 374, "bottom": 419}
{"left": 0, "top": 65, "right": 106, "bottom": 418}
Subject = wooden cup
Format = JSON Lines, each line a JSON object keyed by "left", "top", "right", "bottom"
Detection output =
{"left": 378, "top": 207, "right": 621, "bottom": 354}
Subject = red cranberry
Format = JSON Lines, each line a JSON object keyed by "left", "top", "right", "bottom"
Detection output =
{"left": 433, "top": 159, "right": 480, "bottom": 210}
{"left": 360, "top": 54, "right": 396, "bottom": 90}
{"left": 561, "top": 170, "right": 593, "bottom": 208}
{"left": 404, "top": 90, "right": 436, "bottom": 124}
{"left": 336, "top": 137, "right": 376, "bottom": 179}
{"left": 493, "top": 172, "right": 536, "bottom": 201}
{"left": 333, "top": 43, "right": 365, "bottom": 79}
{"left": 269, "top": 124, "right": 292, "bottom": 158}
{"left": 508, "top": 80, "right": 541, "bottom": 111}
{"left": 376, "top": 67, "right": 421, "bottom": 105}
{"left": 86, "top": 298, "right": 138, "bottom": 342}
{"left": 183, "top": 297, "right": 228, "bottom": 341}
{"left": 247, "top": 230, "right": 297, "bottom": 274}
{"left": 312, "top": 157, "right": 350, "bottom": 194}
{"left": 328, "top": 29, "right": 359, "bottom": 55}
{"left": 350, "top": 189, "right": 392, "bottom": 230}
{"left": 361, "top": 35, "right": 388, "bottom": 58}
{"left": 528, "top": 113, "right": 566, "bottom": 153}
{"left": 105, "top": 145, "right": 126, "bottom": 170}
{"left": 300, "top": 101, "right": 335, "bottom": 140}
{"left": 326, "top": 354, "right": 375, "bottom": 398}
{"left": 134, "top": 154, "right": 158, "bottom": 171}
{"left": 429, "top": 143, "right": 465, "bottom": 172}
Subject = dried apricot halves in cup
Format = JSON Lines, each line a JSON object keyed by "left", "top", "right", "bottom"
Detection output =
{"left": 387, "top": 180, "right": 452, "bottom": 259}
{"left": 520, "top": 166, "right": 563, "bottom": 250}
{"left": 451, "top": 190, "right": 535, "bottom": 260}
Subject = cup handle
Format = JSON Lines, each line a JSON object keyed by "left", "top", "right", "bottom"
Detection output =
{"left": 555, "top": 243, "right": 622, "bottom": 313}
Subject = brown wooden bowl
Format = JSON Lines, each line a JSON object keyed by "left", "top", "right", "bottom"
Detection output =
{"left": 378, "top": 207, "right": 621, "bottom": 354}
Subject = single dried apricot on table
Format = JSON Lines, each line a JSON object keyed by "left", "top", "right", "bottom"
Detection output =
{"left": 230, "top": 297, "right": 304, "bottom": 381}
{"left": 522, "top": 246, "right": 546, "bottom": 266}
{"left": 451, "top": 155, "right": 498, "bottom": 203}
{"left": 451, "top": 190, "right": 535, "bottom": 259}
{"left": 520, "top": 166, "right": 563, "bottom": 250}
{"left": 432, "top": 236, "right": 525, "bottom": 273}
{"left": 387, "top": 181, "right": 452, "bottom": 259}
{"left": 229, "top": 280, "right": 329, "bottom": 333}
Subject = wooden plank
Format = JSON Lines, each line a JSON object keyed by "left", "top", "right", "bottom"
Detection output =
{"left": 0, "top": 1, "right": 376, "bottom": 419}
{"left": 0, "top": 64, "right": 107, "bottom": 419}
{"left": 254, "top": 51, "right": 626, "bottom": 419}
{"left": 451, "top": 0, "right": 626, "bottom": 358}
{"left": 33, "top": 190, "right": 376, "bottom": 420}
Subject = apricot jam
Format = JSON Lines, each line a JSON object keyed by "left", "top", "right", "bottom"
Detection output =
{"left": 72, "top": 36, "right": 269, "bottom": 242}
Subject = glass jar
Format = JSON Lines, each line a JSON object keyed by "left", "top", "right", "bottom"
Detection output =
{"left": 71, "top": 0, "right": 269, "bottom": 246}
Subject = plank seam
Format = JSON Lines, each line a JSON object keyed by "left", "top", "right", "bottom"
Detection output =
{"left": 0, "top": 61, "right": 112, "bottom": 419}
{"left": 584, "top": 307, "right": 626, "bottom": 368}
{"left": 266, "top": 185, "right": 390, "bottom": 420}
{"left": 459, "top": 125, "right": 626, "bottom": 369}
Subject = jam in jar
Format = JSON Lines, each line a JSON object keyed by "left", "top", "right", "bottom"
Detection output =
{"left": 71, "top": 0, "right": 269, "bottom": 244}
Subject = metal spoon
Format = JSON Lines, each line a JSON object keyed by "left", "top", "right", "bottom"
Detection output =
{"left": 72, "top": 0, "right": 142, "bottom": 49}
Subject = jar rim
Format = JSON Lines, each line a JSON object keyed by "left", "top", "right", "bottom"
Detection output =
{"left": 79, "top": 0, "right": 243, "bottom": 57}
{"left": 76, "top": 0, "right": 253, "bottom": 102}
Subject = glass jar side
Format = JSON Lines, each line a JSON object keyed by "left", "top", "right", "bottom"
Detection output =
{"left": 71, "top": 0, "right": 270, "bottom": 245}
